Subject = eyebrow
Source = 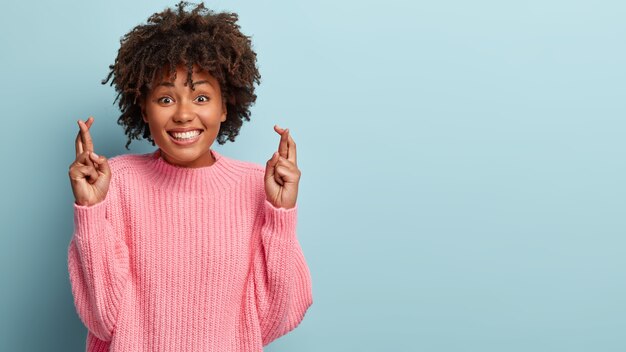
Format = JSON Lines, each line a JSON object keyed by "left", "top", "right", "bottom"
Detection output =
{"left": 157, "top": 80, "right": 213, "bottom": 88}
{"left": 191, "top": 80, "right": 211, "bottom": 87}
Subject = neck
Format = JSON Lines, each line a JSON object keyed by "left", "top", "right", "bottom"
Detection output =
{"left": 155, "top": 149, "right": 217, "bottom": 168}
{"left": 138, "top": 148, "right": 250, "bottom": 195}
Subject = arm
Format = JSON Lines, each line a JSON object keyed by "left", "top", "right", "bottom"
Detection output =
{"left": 252, "top": 199, "right": 313, "bottom": 346}
{"left": 67, "top": 186, "right": 130, "bottom": 342}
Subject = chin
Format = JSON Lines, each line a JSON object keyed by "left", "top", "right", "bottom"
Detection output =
{"left": 161, "top": 145, "right": 214, "bottom": 165}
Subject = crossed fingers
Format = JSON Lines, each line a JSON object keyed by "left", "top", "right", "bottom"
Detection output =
{"left": 75, "top": 117, "right": 95, "bottom": 157}
{"left": 274, "top": 124, "right": 297, "bottom": 167}
{"left": 73, "top": 116, "right": 100, "bottom": 172}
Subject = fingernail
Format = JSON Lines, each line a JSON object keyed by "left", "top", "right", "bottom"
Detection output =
{"left": 91, "top": 152, "right": 99, "bottom": 159}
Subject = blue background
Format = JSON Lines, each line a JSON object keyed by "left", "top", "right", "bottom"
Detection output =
{"left": 1, "top": 0, "right": 625, "bottom": 351}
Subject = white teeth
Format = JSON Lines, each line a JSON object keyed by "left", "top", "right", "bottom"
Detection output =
{"left": 170, "top": 130, "right": 201, "bottom": 139}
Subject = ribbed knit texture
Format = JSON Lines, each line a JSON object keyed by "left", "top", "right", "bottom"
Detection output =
{"left": 67, "top": 148, "right": 313, "bottom": 352}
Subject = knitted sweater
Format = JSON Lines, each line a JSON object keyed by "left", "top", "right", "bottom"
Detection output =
{"left": 67, "top": 148, "right": 313, "bottom": 352}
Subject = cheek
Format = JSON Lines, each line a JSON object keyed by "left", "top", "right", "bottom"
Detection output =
{"left": 199, "top": 107, "right": 226, "bottom": 124}
{"left": 144, "top": 106, "right": 166, "bottom": 124}
{"left": 143, "top": 114, "right": 167, "bottom": 139}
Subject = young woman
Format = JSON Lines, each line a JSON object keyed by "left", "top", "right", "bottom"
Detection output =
{"left": 67, "top": 2, "right": 313, "bottom": 351}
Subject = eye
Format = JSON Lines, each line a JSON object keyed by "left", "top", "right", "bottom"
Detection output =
{"left": 157, "top": 96, "right": 173, "bottom": 105}
{"left": 195, "top": 95, "right": 210, "bottom": 103}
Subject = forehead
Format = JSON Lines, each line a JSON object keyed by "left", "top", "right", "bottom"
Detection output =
{"left": 154, "top": 64, "right": 219, "bottom": 87}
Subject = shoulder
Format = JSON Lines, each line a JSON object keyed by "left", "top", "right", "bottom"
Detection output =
{"left": 215, "top": 153, "right": 268, "bottom": 201}
{"left": 105, "top": 152, "right": 153, "bottom": 183}
{"left": 219, "top": 153, "right": 266, "bottom": 182}
{"left": 107, "top": 152, "right": 148, "bottom": 170}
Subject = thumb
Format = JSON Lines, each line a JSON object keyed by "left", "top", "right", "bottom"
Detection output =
{"left": 265, "top": 152, "right": 278, "bottom": 179}
{"left": 98, "top": 156, "right": 111, "bottom": 177}
{"left": 91, "top": 152, "right": 111, "bottom": 177}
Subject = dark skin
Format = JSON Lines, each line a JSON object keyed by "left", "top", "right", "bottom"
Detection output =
{"left": 68, "top": 116, "right": 300, "bottom": 209}
{"left": 102, "top": 3, "right": 261, "bottom": 150}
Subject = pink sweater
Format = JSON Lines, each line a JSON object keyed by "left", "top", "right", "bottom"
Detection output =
{"left": 67, "top": 148, "right": 313, "bottom": 351}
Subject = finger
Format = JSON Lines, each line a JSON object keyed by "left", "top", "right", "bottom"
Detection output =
{"left": 87, "top": 169, "right": 99, "bottom": 184}
{"left": 94, "top": 153, "right": 111, "bottom": 177}
{"left": 275, "top": 157, "right": 300, "bottom": 180}
{"left": 265, "top": 151, "right": 279, "bottom": 182}
{"left": 286, "top": 130, "right": 297, "bottom": 166}
{"left": 266, "top": 151, "right": 279, "bottom": 170}
{"left": 86, "top": 117, "right": 94, "bottom": 130}
{"left": 275, "top": 155, "right": 295, "bottom": 170}
{"left": 81, "top": 116, "right": 100, "bottom": 171}
{"left": 89, "top": 152, "right": 101, "bottom": 171}
{"left": 274, "top": 164, "right": 285, "bottom": 186}
{"left": 89, "top": 151, "right": 101, "bottom": 166}
{"left": 78, "top": 118, "right": 95, "bottom": 153}
{"left": 274, "top": 165, "right": 294, "bottom": 184}
{"left": 77, "top": 165, "right": 99, "bottom": 183}
{"left": 75, "top": 117, "right": 95, "bottom": 157}
{"left": 68, "top": 164, "right": 87, "bottom": 181}
{"left": 81, "top": 118, "right": 95, "bottom": 152}
{"left": 75, "top": 134, "right": 83, "bottom": 157}
{"left": 89, "top": 152, "right": 107, "bottom": 177}
{"left": 274, "top": 124, "right": 289, "bottom": 158}
{"left": 78, "top": 150, "right": 96, "bottom": 171}
{"left": 75, "top": 121, "right": 83, "bottom": 157}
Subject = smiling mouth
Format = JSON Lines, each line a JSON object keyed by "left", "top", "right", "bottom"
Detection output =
{"left": 168, "top": 130, "right": 203, "bottom": 140}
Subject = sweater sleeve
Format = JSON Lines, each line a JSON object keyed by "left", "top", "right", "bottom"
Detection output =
{"left": 253, "top": 199, "right": 313, "bottom": 346}
{"left": 67, "top": 180, "right": 130, "bottom": 342}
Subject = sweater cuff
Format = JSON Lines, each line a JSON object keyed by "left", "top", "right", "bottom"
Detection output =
{"left": 263, "top": 199, "right": 298, "bottom": 241}
{"left": 73, "top": 198, "right": 109, "bottom": 240}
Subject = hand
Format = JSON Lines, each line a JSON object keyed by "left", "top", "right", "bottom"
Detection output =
{"left": 264, "top": 125, "right": 300, "bottom": 209}
{"left": 68, "top": 116, "right": 112, "bottom": 207}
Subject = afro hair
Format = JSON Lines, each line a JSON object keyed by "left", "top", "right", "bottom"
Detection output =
{"left": 101, "top": 1, "right": 261, "bottom": 149}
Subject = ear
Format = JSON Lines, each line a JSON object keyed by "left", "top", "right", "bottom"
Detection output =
{"left": 221, "top": 102, "right": 227, "bottom": 122}
{"left": 139, "top": 99, "right": 148, "bottom": 123}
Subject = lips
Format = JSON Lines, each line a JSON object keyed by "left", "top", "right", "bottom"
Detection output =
{"left": 168, "top": 130, "right": 202, "bottom": 139}
{"left": 167, "top": 130, "right": 202, "bottom": 145}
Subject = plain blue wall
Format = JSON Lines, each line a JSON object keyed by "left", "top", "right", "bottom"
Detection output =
{"left": 1, "top": 0, "right": 624, "bottom": 351}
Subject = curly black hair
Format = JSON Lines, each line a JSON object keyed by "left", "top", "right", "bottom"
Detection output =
{"left": 102, "top": 1, "right": 261, "bottom": 150}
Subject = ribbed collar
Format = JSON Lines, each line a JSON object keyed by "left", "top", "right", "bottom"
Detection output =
{"left": 140, "top": 148, "right": 249, "bottom": 195}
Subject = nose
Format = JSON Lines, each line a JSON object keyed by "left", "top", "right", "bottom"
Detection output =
{"left": 173, "top": 100, "right": 194, "bottom": 124}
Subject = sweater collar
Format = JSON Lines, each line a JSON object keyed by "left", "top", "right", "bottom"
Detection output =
{"left": 142, "top": 148, "right": 245, "bottom": 195}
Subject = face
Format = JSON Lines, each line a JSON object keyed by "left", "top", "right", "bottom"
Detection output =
{"left": 141, "top": 64, "right": 227, "bottom": 168}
